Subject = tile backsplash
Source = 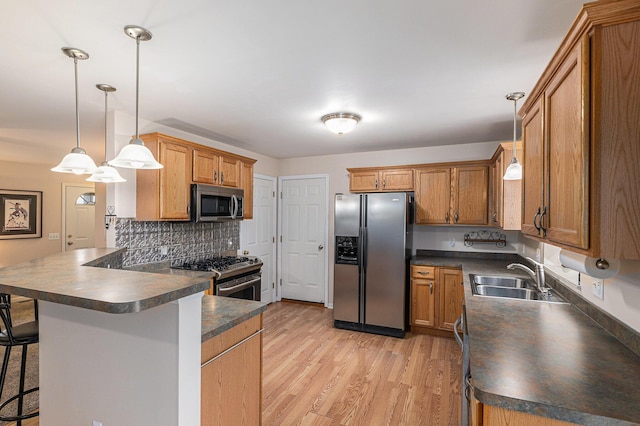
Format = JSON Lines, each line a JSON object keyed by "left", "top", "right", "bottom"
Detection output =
{"left": 115, "top": 218, "right": 240, "bottom": 267}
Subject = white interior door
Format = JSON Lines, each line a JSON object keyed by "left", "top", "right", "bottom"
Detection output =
{"left": 64, "top": 184, "right": 95, "bottom": 251}
{"left": 279, "top": 175, "right": 328, "bottom": 304}
{"left": 240, "top": 175, "right": 277, "bottom": 303}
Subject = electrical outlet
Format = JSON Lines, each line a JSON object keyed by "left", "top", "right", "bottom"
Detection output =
{"left": 48, "top": 233, "right": 60, "bottom": 240}
{"left": 160, "top": 246, "right": 169, "bottom": 255}
{"left": 535, "top": 248, "right": 541, "bottom": 262}
{"left": 449, "top": 238, "right": 455, "bottom": 248}
{"left": 592, "top": 279, "right": 604, "bottom": 299}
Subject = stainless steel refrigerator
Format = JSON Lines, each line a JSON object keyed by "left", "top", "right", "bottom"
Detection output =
{"left": 333, "top": 192, "right": 413, "bottom": 337}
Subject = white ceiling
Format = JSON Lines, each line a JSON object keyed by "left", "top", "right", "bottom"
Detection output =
{"left": 1, "top": 0, "right": 586, "bottom": 165}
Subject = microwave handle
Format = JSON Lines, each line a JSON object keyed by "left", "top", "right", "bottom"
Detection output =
{"left": 231, "top": 194, "right": 238, "bottom": 219}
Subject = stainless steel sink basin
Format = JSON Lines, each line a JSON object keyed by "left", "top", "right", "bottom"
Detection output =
{"left": 474, "top": 285, "right": 538, "bottom": 300}
{"left": 469, "top": 274, "right": 569, "bottom": 304}
{"left": 471, "top": 275, "right": 530, "bottom": 288}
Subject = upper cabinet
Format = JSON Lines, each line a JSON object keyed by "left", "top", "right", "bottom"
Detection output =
{"left": 137, "top": 133, "right": 192, "bottom": 221}
{"left": 193, "top": 149, "right": 240, "bottom": 188}
{"left": 489, "top": 142, "right": 522, "bottom": 230}
{"left": 519, "top": 0, "right": 640, "bottom": 259}
{"left": 347, "top": 167, "right": 414, "bottom": 192}
{"left": 415, "top": 163, "right": 488, "bottom": 225}
{"left": 136, "top": 133, "right": 256, "bottom": 221}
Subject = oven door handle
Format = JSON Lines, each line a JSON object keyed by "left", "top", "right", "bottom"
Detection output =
{"left": 218, "top": 276, "right": 261, "bottom": 294}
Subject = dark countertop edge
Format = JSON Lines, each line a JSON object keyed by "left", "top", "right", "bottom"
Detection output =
{"left": 0, "top": 280, "right": 212, "bottom": 314}
{"left": 201, "top": 298, "right": 268, "bottom": 343}
{"left": 411, "top": 252, "right": 640, "bottom": 426}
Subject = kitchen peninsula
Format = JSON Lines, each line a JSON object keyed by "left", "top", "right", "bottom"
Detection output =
{"left": 0, "top": 248, "right": 266, "bottom": 426}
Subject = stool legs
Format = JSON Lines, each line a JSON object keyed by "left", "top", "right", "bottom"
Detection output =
{"left": 0, "top": 344, "right": 38, "bottom": 425}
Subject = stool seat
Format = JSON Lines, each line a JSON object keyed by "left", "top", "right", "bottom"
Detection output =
{"left": 0, "top": 321, "right": 38, "bottom": 345}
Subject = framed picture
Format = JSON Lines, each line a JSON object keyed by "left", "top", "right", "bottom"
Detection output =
{"left": 0, "top": 189, "right": 42, "bottom": 239}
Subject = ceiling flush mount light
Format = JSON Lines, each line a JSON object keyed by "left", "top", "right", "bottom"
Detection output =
{"left": 52, "top": 48, "right": 98, "bottom": 175}
{"left": 321, "top": 112, "right": 361, "bottom": 135}
{"left": 87, "top": 84, "right": 126, "bottom": 183}
{"left": 109, "top": 25, "right": 162, "bottom": 169}
{"left": 503, "top": 92, "right": 525, "bottom": 181}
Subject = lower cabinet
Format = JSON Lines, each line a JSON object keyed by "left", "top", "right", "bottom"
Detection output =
{"left": 410, "top": 265, "right": 463, "bottom": 335}
{"left": 201, "top": 314, "right": 262, "bottom": 426}
{"left": 473, "top": 398, "right": 577, "bottom": 426}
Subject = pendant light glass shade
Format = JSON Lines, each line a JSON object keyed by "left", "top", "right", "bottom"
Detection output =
{"left": 52, "top": 48, "right": 98, "bottom": 175}
{"left": 321, "top": 112, "right": 361, "bottom": 135}
{"left": 88, "top": 84, "right": 126, "bottom": 183}
{"left": 503, "top": 92, "right": 525, "bottom": 181}
{"left": 109, "top": 25, "right": 162, "bottom": 170}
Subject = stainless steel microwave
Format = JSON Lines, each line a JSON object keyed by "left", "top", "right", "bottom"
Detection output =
{"left": 190, "top": 184, "right": 244, "bottom": 222}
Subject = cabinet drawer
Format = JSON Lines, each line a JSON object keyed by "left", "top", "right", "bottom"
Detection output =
{"left": 411, "top": 265, "right": 435, "bottom": 279}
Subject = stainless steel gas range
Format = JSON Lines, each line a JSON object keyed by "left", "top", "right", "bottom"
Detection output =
{"left": 171, "top": 256, "right": 263, "bottom": 301}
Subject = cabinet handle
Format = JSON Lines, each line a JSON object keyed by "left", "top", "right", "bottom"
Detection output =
{"left": 533, "top": 207, "right": 541, "bottom": 233}
{"left": 214, "top": 171, "right": 218, "bottom": 183}
{"left": 540, "top": 206, "right": 547, "bottom": 237}
{"left": 445, "top": 212, "right": 450, "bottom": 223}
{"left": 383, "top": 179, "right": 386, "bottom": 189}
{"left": 417, "top": 271, "right": 431, "bottom": 276}
{"left": 375, "top": 179, "right": 379, "bottom": 189}
{"left": 493, "top": 212, "right": 497, "bottom": 224}
{"left": 221, "top": 172, "right": 225, "bottom": 184}
{"left": 429, "top": 282, "right": 433, "bottom": 294}
{"left": 454, "top": 211, "right": 459, "bottom": 223}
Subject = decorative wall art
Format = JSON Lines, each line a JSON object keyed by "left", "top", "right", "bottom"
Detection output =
{"left": 0, "top": 189, "right": 42, "bottom": 239}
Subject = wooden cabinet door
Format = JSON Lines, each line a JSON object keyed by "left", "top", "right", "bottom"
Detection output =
{"left": 492, "top": 152, "right": 504, "bottom": 227}
{"left": 159, "top": 141, "right": 191, "bottom": 220}
{"left": 201, "top": 331, "right": 261, "bottom": 426}
{"left": 453, "top": 166, "right": 488, "bottom": 225}
{"left": 438, "top": 268, "right": 463, "bottom": 331}
{"left": 544, "top": 42, "right": 589, "bottom": 250}
{"left": 380, "top": 169, "right": 414, "bottom": 191}
{"left": 350, "top": 170, "right": 380, "bottom": 192}
{"left": 521, "top": 97, "right": 544, "bottom": 238}
{"left": 219, "top": 155, "right": 240, "bottom": 188}
{"left": 411, "top": 278, "right": 436, "bottom": 328}
{"left": 193, "top": 149, "right": 219, "bottom": 184}
{"left": 241, "top": 161, "right": 254, "bottom": 219}
{"left": 415, "top": 168, "right": 451, "bottom": 224}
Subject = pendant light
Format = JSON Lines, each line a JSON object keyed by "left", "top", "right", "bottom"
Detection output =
{"left": 503, "top": 92, "right": 525, "bottom": 181}
{"left": 52, "top": 48, "right": 98, "bottom": 175}
{"left": 87, "top": 84, "right": 126, "bottom": 183}
{"left": 321, "top": 112, "right": 361, "bottom": 135}
{"left": 109, "top": 25, "right": 162, "bottom": 169}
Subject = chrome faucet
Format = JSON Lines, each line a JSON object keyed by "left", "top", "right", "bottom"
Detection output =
{"left": 507, "top": 257, "right": 547, "bottom": 294}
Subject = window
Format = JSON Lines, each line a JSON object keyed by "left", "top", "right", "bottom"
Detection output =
{"left": 76, "top": 192, "right": 96, "bottom": 206}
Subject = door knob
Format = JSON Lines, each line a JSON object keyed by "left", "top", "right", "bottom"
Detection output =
{"left": 67, "top": 241, "right": 73, "bottom": 246}
{"left": 318, "top": 245, "right": 324, "bottom": 251}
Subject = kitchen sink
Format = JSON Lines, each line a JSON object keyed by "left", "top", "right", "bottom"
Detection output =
{"left": 470, "top": 274, "right": 569, "bottom": 304}
{"left": 474, "top": 285, "right": 539, "bottom": 300}
{"left": 470, "top": 275, "right": 529, "bottom": 288}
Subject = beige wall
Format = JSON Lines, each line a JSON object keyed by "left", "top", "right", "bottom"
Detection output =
{"left": 0, "top": 160, "right": 92, "bottom": 267}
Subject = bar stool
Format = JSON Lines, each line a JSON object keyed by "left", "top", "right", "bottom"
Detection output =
{"left": 0, "top": 294, "right": 39, "bottom": 425}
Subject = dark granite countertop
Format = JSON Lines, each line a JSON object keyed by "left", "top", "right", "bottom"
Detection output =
{"left": 0, "top": 248, "right": 211, "bottom": 314}
{"left": 412, "top": 252, "right": 640, "bottom": 425}
{"left": 201, "top": 295, "right": 267, "bottom": 342}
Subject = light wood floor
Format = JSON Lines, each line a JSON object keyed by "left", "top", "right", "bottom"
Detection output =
{"left": 8, "top": 301, "right": 462, "bottom": 426}
{"left": 262, "top": 301, "right": 462, "bottom": 425}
